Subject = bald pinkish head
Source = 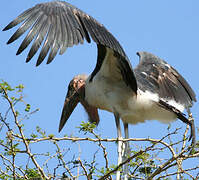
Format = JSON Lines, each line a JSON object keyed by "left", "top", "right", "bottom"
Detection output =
{"left": 58, "top": 74, "right": 99, "bottom": 132}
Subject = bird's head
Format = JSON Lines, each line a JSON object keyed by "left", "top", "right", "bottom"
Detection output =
{"left": 58, "top": 74, "right": 99, "bottom": 132}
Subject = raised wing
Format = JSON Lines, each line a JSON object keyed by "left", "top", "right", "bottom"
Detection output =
{"left": 3, "top": 1, "right": 137, "bottom": 93}
{"left": 135, "top": 51, "right": 196, "bottom": 108}
{"left": 135, "top": 51, "right": 196, "bottom": 145}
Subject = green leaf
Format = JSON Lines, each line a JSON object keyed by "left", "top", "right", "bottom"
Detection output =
{"left": 16, "top": 84, "right": 24, "bottom": 92}
{"left": 25, "top": 103, "right": 31, "bottom": 112}
{"left": 77, "top": 121, "right": 96, "bottom": 134}
{"left": 25, "top": 168, "right": 41, "bottom": 178}
{"left": 48, "top": 134, "right": 54, "bottom": 138}
{"left": 30, "top": 133, "right": 38, "bottom": 138}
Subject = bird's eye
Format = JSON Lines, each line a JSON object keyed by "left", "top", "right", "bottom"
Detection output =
{"left": 78, "top": 79, "right": 83, "bottom": 83}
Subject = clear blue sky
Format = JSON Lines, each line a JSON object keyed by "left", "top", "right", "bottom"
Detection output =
{"left": 0, "top": 0, "right": 199, "bottom": 178}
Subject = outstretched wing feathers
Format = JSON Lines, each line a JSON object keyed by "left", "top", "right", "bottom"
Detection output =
{"left": 7, "top": 10, "right": 42, "bottom": 45}
{"left": 170, "top": 66, "right": 196, "bottom": 103}
{"left": 135, "top": 51, "right": 196, "bottom": 108}
{"left": 4, "top": 1, "right": 137, "bottom": 93}
{"left": 135, "top": 52, "right": 196, "bottom": 145}
{"left": 65, "top": 9, "right": 79, "bottom": 45}
{"left": 16, "top": 12, "right": 46, "bottom": 56}
{"left": 37, "top": 23, "right": 56, "bottom": 64}
{"left": 3, "top": 7, "right": 37, "bottom": 31}
{"left": 3, "top": 1, "right": 127, "bottom": 65}
{"left": 27, "top": 15, "right": 50, "bottom": 64}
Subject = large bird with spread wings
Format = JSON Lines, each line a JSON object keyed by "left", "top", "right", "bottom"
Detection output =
{"left": 3, "top": 1, "right": 196, "bottom": 179}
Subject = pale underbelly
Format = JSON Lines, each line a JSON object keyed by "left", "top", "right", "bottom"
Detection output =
{"left": 120, "top": 104, "right": 177, "bottom": 124}
{"left": 85, "top": 77, "right": 182, "bottom": 125}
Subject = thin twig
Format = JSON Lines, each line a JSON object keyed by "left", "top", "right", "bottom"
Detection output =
{"left": 0, "top": 154, "right": 28, "bottom": 179}
{"left": 1, "top": 87, "right": 48, "bottom": 179}
{"left": 158, "top": 165, "right": 199, "bottom": 179}
{"left": 53, "top": 141, "right": 75, "bottom": 178}
{"left": 99, "top": 143, "right": 156, "bottom": 180}
{"left": 92, "top": 131, "right": 109, "bottom": 170}
{"left": 78, "top": 158, "right": 88, "bottom": 178}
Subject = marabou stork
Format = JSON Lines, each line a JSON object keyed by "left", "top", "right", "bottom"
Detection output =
{"left": 3, "top": 1, "right": 196, "bottom": 179}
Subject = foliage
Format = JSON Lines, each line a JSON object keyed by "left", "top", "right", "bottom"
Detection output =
{"left": 0, "top": 80, "right": 199, "bottom": 180}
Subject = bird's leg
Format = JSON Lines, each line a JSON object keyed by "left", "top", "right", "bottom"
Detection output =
{"left": 123, "top": 123, "right": 130, "bottom": 180}
{"left": 187, "top": 108, "right": 196, "bottom": 147}
{"left": 114, "top": 112, "right": 122, "bottom": 180}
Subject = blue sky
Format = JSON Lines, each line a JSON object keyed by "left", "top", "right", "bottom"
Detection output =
{"left": 1, "top": 0, "right": 199, "bottom": 178}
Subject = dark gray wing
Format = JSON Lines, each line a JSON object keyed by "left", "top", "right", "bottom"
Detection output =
{"left": 135, "top": 51, "right": 196, "bottom": 108}
{"left": 135, "top": 51, "right": 196, "bottom": 145}
{"left": 3, "top": 1, "right": 137, "bottom": 93}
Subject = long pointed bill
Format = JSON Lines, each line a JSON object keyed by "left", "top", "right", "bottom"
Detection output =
{"left": 59, "top": 79, "right": 100, "bottom": 132}
{"left": 59, "top": 90, "right": 80, "bottom": 132}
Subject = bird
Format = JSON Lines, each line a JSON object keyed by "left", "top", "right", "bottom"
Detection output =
{"left": 3, "top": 1, "right": 196, "bottom": 179}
